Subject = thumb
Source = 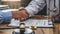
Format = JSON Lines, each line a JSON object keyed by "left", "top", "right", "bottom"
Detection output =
{"left": 19, "top": 7, "right": 25, "bottom": 11}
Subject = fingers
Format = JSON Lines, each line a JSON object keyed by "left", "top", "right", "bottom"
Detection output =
{"left": 12, "top": 9, "right": 29, "bottom": 21}
{"left": 19, "top": 14, "right": 28, "bottom": 21}
{"left": 17, "top": 11, "right": 28, "bottom": 21}
{"left": 19, "top": 7, "right": 25, "bottom": 11}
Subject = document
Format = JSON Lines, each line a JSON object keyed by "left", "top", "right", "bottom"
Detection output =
{"left": 8, "top": 19, "right": 53, "bottom": 27}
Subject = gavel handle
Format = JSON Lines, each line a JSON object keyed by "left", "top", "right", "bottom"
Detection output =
{"left": 20, "top": 31, "right": 24, "bottom": 34}
{"left": 20, "top": 29, "right": 25, "bottom": 34}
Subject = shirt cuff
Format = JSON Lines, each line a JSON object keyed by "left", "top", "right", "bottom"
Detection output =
{"left": 25, "top": 7, "right": 35, "bottom": 17}
{"left": 2, "top": 11, "right": 12, "bottom": 21}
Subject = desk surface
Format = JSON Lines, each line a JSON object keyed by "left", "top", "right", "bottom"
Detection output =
{"left": 0, "top": 24, "right": 54, "bottom": 34}
{"left": 0, "top": 16, "right": 59, "bottom": 34}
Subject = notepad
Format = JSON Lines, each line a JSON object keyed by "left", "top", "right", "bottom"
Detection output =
{"left": 8, "top": 19, "right": 54, "bottom": 27}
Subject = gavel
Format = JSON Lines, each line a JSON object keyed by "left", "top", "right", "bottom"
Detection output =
{"left": 19, "top": 23, "right": 37, "bottom": 34}
{"left": 19, "top": 23, "right": 25, "bottom": 34}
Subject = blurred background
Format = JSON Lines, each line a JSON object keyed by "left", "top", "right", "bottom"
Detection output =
{"left": 0, "top": 0, "right": 32, "bottom": 9}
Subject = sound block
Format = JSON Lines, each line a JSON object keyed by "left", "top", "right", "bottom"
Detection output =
{"left": 12, "top": 28, "right": 35, "bottom": 34}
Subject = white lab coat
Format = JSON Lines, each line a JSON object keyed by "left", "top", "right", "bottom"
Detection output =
{"left": 25, "top": 0, "right": 59, "bottom": 17}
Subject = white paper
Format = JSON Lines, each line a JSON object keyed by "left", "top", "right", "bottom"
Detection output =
{"left": 0, "top": 5, "right": 8, "bottom": 8}
{"left": 8, "top": 19, "right": 20, "bottom": 27}
{"left": 8, "top": 19, "right": 53, "bottom": 27}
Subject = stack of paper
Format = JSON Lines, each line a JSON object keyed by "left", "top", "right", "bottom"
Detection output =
{"left": 0, "top": 5, "right": 9, "bottom": 10}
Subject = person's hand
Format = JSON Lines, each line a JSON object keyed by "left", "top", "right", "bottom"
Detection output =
{"left": 12, "top": 8, "right": 29, "bottom": 21}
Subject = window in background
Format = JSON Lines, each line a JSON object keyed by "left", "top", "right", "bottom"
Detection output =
{"left": 21, "top": 0, "right": 32, "bottom": 7}
{"left": 1, "top": 0, "right": 32, "bottom": 9}
{"left": 1, "top": 0, "right": 20, "bottom": 1}
{"left": 1, "top": 0, "right": 21, "bottom": 9}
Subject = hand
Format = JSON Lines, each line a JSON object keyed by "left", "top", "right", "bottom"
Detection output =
{"left": 12, "top": 8, "right": 29, "bottom": 21}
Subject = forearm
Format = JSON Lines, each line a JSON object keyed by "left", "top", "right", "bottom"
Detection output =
{"left": 25, "top": 0, "right": 46, "bottom": 17}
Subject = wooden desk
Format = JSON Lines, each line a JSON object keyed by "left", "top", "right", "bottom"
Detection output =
{"left": 0, "top": 16, "right": 59, "bottom": 34}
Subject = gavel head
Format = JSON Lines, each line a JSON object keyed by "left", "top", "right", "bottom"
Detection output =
{"left": 20, "top": 23, "right": 25, "bottom": 29}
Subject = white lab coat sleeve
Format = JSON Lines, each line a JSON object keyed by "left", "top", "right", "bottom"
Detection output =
{"left": 25, "top": 0, "right": 46, "bottom": 17}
